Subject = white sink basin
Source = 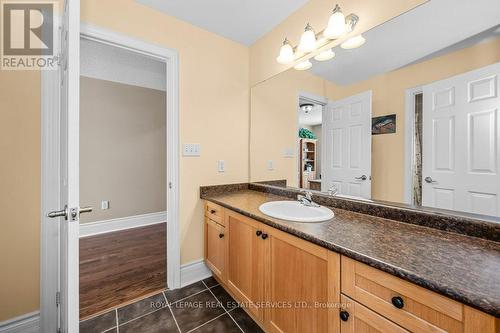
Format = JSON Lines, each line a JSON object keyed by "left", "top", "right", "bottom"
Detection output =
{"left": 259, "top": 201, "right": 334, "bottom": 222}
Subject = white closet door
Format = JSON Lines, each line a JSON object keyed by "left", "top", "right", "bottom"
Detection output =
{"left": 322, "top": 91, "right": 372, "bottom": 199}
{"left": 422, "top": 62, "right": 500, "bottom": 216}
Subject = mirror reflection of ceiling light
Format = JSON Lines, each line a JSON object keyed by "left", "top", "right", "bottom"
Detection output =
{"left": 276, "top": 38, "right": 295, "bottom": 65}
{"left": 294, "top": 60, "right": 312, "bottom": 71}
{"left": 298, "top": 24, "right": 317, "bottom": 53}
{"left": 340, "top": 35, "right": 366, "bottom": 49}
{"left": 314, "top": 49, "right": 335, "bottom": 61}
{"left": 300, "top": 103, "right": 314, "bottom": 113}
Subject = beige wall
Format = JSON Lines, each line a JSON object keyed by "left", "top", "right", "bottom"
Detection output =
{"left": 250, "top": 69, "right": 326, "bottom": 187}
{"left": 250, "top": 38, "right": 500, "bottom": 203}
{"left": 80, "top": 77, "right": 166, "bottom": 223}
{"left": 0, "top": 70, "right": 41, "bottom": 320}
{"left": 326, "top": 37, "right": 500, "bottom": 202}
{"left": 249, "top": 0, "right": 426, "bottom": 86}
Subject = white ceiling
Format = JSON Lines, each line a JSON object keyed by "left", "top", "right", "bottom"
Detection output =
{"left": 309, "top": 0, "right": 500, "bottom": 85}
{"left": 136, "top": 0, "right": 309, "bottom": 46}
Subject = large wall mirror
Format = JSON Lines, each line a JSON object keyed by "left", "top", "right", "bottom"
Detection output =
{"left": 250, "top": 1, "right": 500, "bottom": 217}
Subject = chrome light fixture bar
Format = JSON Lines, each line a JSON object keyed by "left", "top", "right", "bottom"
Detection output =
{"left": 276, "top": 4, "right": 362, "bottom": 70}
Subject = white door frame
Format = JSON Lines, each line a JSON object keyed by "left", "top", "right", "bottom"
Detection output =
{"left": 41, "top": 23, "right": 180, "bottom": 330}
{"left": 404, "top": 86, "right": 423, "bottom": 205}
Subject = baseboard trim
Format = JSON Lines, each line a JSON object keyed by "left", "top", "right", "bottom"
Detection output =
{"left": 0, "top": 311, "right": 40, "bottom": 333}
{"left": 79, "top": 211, "right": 167, "bottom": 237}
{"left": 180, "top": 259, "right": 212, "bottom": 287}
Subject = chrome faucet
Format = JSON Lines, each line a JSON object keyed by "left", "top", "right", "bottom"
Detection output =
{"left": 297, "top": 190, "right": 320, "bottom": 207}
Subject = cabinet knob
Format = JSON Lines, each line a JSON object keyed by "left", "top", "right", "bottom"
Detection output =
{"left": 391, "top": 296, "right": 404, "bottom": 309}
{"left": 210, "top": 209, "right": 216, "bottom": 214}
{"left": 219, "top": 233, "right": 224, "bottom": 239}
{"left": 261, "top": 233, "right": 268, "bottom": 240}
{"left": 256, "top": 230, "right": 262, "bottom": 237}
{"left": 339, "top": 311, "right": 350, "bottom": 322}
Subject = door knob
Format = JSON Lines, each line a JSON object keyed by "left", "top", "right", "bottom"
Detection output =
{"left": 424, "top": 176, "right": 437, "bottom": 184}
{"left": 47, "top": 205, "right": 92, "bottom": 221}
{"left": 47, "top": 205, "right": 68, "bottom": 219}
{"left": 355, "top": 175, "right": 367, "bottom": 181}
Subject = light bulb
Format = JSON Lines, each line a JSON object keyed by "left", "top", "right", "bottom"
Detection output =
{"left": 276, "top": 38, "right": 295, "bottom": 64}
{"left": 294, "top": 60, "right": 312, "bottom": 71}
{"left": 298, "top": 24, "right": 317, "bottom": 53}
{"left": 314, "top": 49, "right": 335, "bottom": 61}
{"left": 324, "top": 4, "right": 347, "bottom": 39}
{"left": 341, "top": 35, "right": 366, "bottom": 49}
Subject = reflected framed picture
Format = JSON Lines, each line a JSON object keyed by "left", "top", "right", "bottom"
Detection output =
{"left": 372, "top": 114, "right": 396, "bottom": 135}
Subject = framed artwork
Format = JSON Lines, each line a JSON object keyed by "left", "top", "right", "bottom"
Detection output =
{"left": 372, "top": 114, "right": 396, "bottom": 135}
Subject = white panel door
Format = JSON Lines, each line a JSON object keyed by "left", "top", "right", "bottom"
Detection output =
{"left": 422, "top": 62, "right": 500, "bottom": 216}
{"left": 322, "top": 91, "right": 372, "bottom": 199}
{"left": 55, "top": 0, "right": 81, "bottom": 331}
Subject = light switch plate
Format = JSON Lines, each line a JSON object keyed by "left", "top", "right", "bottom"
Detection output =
{"left": 183, "top": 143, "right": 200, "bottom": 156}
{"left": 101, "top": 200, "right": 109, "bottom": 210}
{"left": 218, "top": 160, "right": 225, "bottom": 172}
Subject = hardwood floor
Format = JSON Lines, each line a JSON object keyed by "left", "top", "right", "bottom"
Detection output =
{"left": 79, "top": 223, "right": 166, "bottom": 319}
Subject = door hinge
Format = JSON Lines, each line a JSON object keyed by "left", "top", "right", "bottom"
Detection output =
{"left": 56, "top": 291, "right": 60, "bottom": 306}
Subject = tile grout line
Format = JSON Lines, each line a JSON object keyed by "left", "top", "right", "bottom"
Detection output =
{"left": 116, "top": 306, "right": 163, "bottom": 327}
{"left": 203, "top": 280, "right": 245, "bottom": 333}
{"left": 185, "top": 312, "right": 228, "bottom": 333}
{"left": 162, "top": 291, "right": 182, "bottom": 333}
{"left": 168, "top": 286, "right": 210, "bottom": 306}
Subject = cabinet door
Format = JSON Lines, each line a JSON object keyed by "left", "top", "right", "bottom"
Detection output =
{"left": 340, "top": 295, "right": 409, "bottom": 333}
{"left": 226, "top": 210, "right": 267, "bottom": 320}
{"left": 266, "top": 227, "right": 340, "bottom": 333}
{"left": 205, "top": 218, "right": 225, "bottom": 281}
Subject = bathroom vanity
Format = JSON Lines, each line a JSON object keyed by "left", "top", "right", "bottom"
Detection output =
{"left": 201, "top": 183, "right": 499, "bottom": 333}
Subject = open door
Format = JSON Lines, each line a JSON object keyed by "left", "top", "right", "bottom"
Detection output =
{"left": 322, "top": 91, "right": 372, "bottom": 199}
{"left": 46, "top": 0, "right": 85, "bottom": 331}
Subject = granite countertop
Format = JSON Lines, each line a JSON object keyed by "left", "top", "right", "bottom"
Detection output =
{"left": 203, "top": 189, "right": 500, "bottom": 317}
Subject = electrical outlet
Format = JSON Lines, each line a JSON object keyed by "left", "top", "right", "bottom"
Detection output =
{"left": 183, "top": 143, "right": 200, "bottom": 156}
{"left": 267, "top": 160, "right": 274, "bottom": 171}
{"left": 218, "top": 160, "right": 225, "bottom": 172}
{"left": 101, "top": 200, "right": 109, "bottom": 210}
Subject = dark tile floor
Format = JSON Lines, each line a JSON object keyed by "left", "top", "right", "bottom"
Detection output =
{"left": 79, "top": 277, "right": 264, "bottom": 333}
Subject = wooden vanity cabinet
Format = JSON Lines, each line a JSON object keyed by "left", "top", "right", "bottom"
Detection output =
{"left": 204, "top": 202, "right": 499, "bottom": 333}
{"left": 225, "top": 209, "right": 267, "bottom": 320}
{"left": 266, "top": 225, "right": 340, "bottom": 333}
{"left": 205, "top": 218, "right": 226, "bottom": 282}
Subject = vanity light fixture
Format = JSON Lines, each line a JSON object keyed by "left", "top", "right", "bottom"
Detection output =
{"left": 275, "top": 3, "right": 361, "bottom": 69}
{"left": 294, "top": 60, "right": 312, "bottom": 71}
{"left": 276, "top": 38, "right": 295, "bottom": 65}
{"left": 298, "top": 23, "right": 317, "bottom": 53}
{"left": 324, "top": 4, "right": 347, "bottom": 39}
{"left": 340, "top": 34, "right": 366, "bottom": 49}
{"left": 314, "top": 49, "right": 335, "bottom": 61}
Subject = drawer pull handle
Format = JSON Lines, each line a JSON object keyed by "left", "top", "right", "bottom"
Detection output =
{"left": 261, "top": 233, "right": 268, "bottom": 240}
{"left": 391, "top": 296, "right": 404, "bottom": 309}
{"left": 256, "top": 230, "right": 262, "bottom": 237}
{"left": 210, "top": 209, "right": 216, "bottom": 214}
{"left": 219, "top": 233, "right": 224, "bottom": 239}
{"left": 339, "top": 311, "right": 350, "bottom": 322}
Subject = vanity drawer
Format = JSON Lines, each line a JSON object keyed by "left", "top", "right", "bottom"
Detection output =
{"left": 205, "top": 201, "right": 224, "bottom": 225}
{"left": 341, "top": 256, "right": 464, "bottom": 333}
{"left": 340, "top": 294, "right": 409, "bottom": 333}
